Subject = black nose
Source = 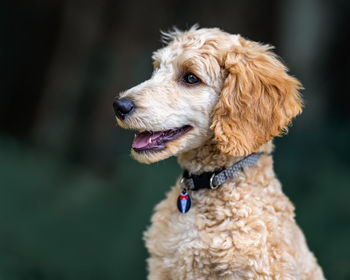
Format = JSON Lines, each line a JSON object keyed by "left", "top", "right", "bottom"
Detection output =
{"left": 113, "top": 98, "right": 135, "bottom": 120}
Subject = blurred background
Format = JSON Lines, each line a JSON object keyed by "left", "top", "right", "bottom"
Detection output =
{"left": 1, "top": 0, "right": 349, "bottom": 279}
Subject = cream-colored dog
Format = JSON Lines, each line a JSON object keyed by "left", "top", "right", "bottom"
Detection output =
{"left": 114, "top": 26, "right": 325, "bottom": 279}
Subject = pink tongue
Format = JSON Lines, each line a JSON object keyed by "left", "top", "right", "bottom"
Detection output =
{"left": 132, "top": 133, "right": 150, "bottom": 149}
{"left": 132, "top": 131, "right": 163, "bottom": 149}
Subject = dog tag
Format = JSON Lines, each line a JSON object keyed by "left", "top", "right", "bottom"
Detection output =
{"left": 177, "top": 189, "right": 192, "bottom": 213}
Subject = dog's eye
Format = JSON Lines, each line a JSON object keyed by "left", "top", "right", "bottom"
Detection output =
{"left": 183, "top": 73, "right": 200, "bottom": 85}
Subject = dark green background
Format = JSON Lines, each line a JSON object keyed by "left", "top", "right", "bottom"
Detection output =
{"left": 1, "top": 0, "right": 349, "bottom": 279}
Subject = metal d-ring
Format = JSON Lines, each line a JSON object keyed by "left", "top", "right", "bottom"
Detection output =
{"left": 180, "top": 177, "right": 187, "bottom": 192}
{"left": 180, "top": 177, "right": 185, "bottom": 186}
{"left": 210, "top": 173, "right": 219, "bottom": 189}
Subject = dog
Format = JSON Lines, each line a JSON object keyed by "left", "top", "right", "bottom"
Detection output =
{"left": 113, "top": 26, "right": 325, "bottom": 279}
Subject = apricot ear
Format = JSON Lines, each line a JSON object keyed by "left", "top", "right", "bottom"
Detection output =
{"left": 210, "top": 39, "right": 303, "bottom": 157}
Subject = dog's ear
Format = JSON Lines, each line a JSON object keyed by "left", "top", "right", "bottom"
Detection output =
{"left": 211, "top": 38, "right": 303, "bottom": 157}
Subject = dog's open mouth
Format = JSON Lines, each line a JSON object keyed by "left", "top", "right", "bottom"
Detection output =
{"left": 132, "top": 125, "right": 192, "bottom": 152}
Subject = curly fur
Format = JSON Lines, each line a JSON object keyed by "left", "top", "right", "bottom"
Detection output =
{"left": 116, "top": 27, "right": 324, "bottom": 279}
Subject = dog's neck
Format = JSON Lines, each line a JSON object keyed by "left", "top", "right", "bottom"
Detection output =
{"left": 178, "top": 140, "right": 274, "bottom": 174}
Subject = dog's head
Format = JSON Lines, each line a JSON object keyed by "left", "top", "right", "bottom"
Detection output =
{"left": 114, "top": 27, "right": 302, "bottom": 164}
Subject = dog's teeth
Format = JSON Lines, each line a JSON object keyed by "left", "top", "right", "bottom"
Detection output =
{"left": 148, "top": 137, "right": 152, "bottom": 144}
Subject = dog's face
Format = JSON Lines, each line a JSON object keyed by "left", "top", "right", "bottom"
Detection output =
{"left": 114, "top": 27, "right": 303, "bottom": 164}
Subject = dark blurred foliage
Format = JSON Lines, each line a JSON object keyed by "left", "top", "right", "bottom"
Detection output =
{"left": 0, "top": 0, "right": 349, "bottom": 279}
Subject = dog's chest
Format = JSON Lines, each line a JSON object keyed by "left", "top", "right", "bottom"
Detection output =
{"left": 143, "top": 180, "right": 302, "bottom": 279}
{"left": 144, "top": 186, "right": 201, "bottom": 257}
{"left": 143, "top": 184, "right": 245, "bottom": 277}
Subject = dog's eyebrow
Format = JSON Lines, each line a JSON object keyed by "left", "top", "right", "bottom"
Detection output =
{"left": 181, "top": 58, "right": 200, "bottom": 73}
{"left": 180, "top": 57, "right": 210, "bottom": 81}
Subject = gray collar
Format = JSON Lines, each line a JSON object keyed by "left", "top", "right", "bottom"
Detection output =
{"left": 181, "top": 153, "right": 262, "bottom": 191}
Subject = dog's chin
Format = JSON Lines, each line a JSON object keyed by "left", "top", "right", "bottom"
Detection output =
{"left": 131, "top": 145, "right": 179, "bottom": 164}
